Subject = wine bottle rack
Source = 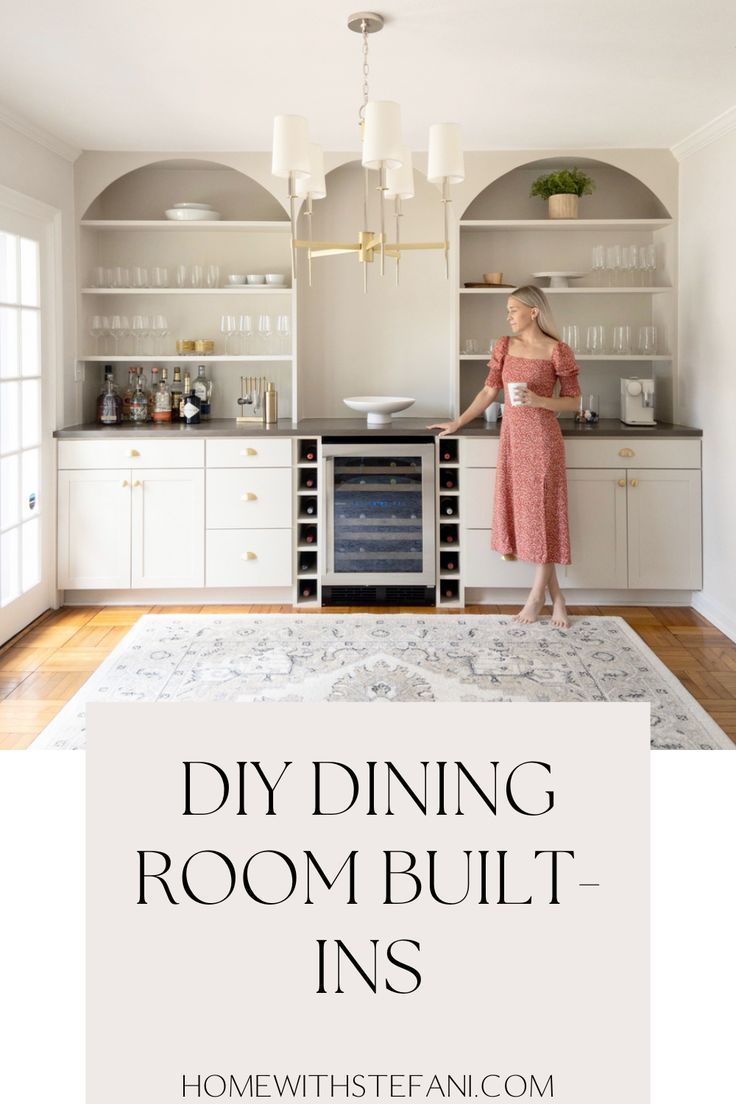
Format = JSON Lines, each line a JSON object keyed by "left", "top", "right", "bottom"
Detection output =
{"left": 295, "top": 437, "right": 320, "bottom": 605}
{"left": 436, "top": 438, "right": 462, "bottom": 607}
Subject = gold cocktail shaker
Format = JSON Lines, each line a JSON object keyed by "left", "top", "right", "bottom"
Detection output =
{"left": 264, "top": 382, "right": 278, "bottom": 425}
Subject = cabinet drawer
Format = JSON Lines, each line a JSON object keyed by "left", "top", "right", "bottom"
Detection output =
{"left": 206, "top": 438, "right": 292, "bottom": 468}
{"left": 461, "top": 438, "right": 499, "bottom": 467}
{"left": 58, "top": 439, "right": 204, "bottom": 470}
{"left": 564, "top": 438, "right": 700, "bottom": 469}
{"left": 206, "top": 529, "right": 292, "bottom": 587}
{"left": 206, "top": 469, "right": 292, "bottom": 529}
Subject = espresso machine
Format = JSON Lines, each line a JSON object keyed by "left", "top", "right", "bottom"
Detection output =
{"left": 620, "top": 377, "right": 656, "bottom": 425}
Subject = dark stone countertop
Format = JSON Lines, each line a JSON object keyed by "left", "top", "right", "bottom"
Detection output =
{"left": 54, "top": 417, "right": 702, "bottom": 439}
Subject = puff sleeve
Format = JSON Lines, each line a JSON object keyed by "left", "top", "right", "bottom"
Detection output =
{"left": 485, "top": 336, "right": 508, "bottom": 389}
{"left": 552, "top": 341, "right": 581, "bottom": 397}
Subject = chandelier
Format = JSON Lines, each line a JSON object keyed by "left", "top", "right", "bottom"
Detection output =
{"left": 271, "top": 11, "right": 465, "bottom": 289}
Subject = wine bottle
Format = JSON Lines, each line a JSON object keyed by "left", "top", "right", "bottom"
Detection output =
{"left": 440, "top": 524, "right": 457, "bottom": 544}
{"left": 303, "top": 497, "right": 317, "bottom": 516}
{"left": 301, "top": 473, "right": 317, "bottom": 489}
{"left": 440, "top": 497, "right": 458, "bottom": 517}
{"left": 301, "top": 525, "right": 317, "bottom": 545}
{"left": 170, "top": 367, "right": 183, "bottom": 423}
{"left": 442, "top": 473, "right": 456, "bottom": 489}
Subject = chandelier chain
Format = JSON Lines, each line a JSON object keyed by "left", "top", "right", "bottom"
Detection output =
{"left": 359, "top": 19, "right": 370, "bottom": 125}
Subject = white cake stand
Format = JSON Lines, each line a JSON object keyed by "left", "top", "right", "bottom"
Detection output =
{"left": 343, "top": 396, "right": 416, "bottom": 426}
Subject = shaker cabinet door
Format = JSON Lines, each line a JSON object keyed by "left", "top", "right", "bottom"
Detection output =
{"left": 131, "top": 469, "right": 205, "bottom": 589}
{"left": 626, "top": 469, "right": 702, "bottom": 589}
{"left": 560, "top": 470, "right": 628, "bottom": 589}
{"left": 58, "top": 469, "right": 132, "bottom": 589}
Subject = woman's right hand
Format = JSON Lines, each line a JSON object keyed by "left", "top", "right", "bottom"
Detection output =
{"left": 427, "top": 419, "right": 461, "bottom": 437}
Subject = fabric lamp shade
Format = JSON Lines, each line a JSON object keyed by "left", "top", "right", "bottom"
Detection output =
{"left": 427, "top": 122, "right": 465, "bottom": 183}
{"left": 385, "top": 147, "right": 415, "bottom": 199}
{"left": 295, "top": 144, "right": 327, "bottom": 199}
{"left": 361, "top": 101, "right": 404, "bottom": 169}
{"left": 272, "top": 115, "right": 311, "bottom": 179}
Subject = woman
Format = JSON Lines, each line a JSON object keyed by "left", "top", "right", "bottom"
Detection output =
{"left": 430, "top": 286, "right": 581, "bottom": 629}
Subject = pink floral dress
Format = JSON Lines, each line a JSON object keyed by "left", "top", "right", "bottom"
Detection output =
{"left": 485, "top": 336, "right": 581, "bottom": 565}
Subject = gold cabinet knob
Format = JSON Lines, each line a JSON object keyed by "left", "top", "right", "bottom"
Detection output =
{"left": 126, "top": 448, "right": 140, "bottom": 458}
{"left": 120, "top": 479, "right": 129, "bottom": 488}
{"left": 240, "top": 492, "right": 257, "bottom": 501}
{"left": 617, "top": 478, "right": 626, "bottom": 488}
{"left": 241, "top": 551, "right": 257, "bottom": 561}
{"left": 240, "top": 447, "right": 257, "bottom": 457}
{"left": 618, "top": 447, "right": 635, "bottom": 458}
{"left": 132, "top": 479, "right": 141, "bottom": 488}
{"left": 630, "top": 478, "right": 639, "bottom": 487}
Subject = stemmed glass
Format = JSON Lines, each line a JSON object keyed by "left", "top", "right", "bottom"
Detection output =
{"left": 257, "top": 313, "right": 272, "bottom": 353}
{"left": 605, "top": 245, "right": 621, "bottom": 287}
{"left": 238, "top": 314, "right": 253, "bottom": 355}
{"left": 109, "top": 315, "right": 129, "bottom": 355}
{"left": 590, "top": 245, "right": 605, "bottom": 287}
{"left": 130, "top": 314, "right": 150, "bottom": 355}
{"left": 89, "top": 315, "right": 107, "bottom": 353}
{"left": 645, "top": 243, "right": 657, "bottom": 286}
{"left": 220, "top": 314, "right": 237, "bottom": 354}
{"left": 622, "top": 246, "right": 638, "bottom": 287}
{"left": 150, "top": 314, "right": 168, "bottom": 355}
{"left": 276, "top": 314, "right": 290, "bottom": 354}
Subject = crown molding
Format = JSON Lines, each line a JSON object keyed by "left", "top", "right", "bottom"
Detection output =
{"left": 671, "top": 103, "right": 736, "bottom": 161}
{"left": 0, "top": 102, "right": 79, "bottom": 162}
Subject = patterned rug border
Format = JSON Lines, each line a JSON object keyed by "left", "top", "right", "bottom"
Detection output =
{"left": 30, "top": 613, "right": 733, "bottom": 751}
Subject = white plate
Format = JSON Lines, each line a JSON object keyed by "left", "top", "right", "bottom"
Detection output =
{"left": 343, "top": 396, "right": 415, "bottom": 425}
{"left": 172, "top": 202, "right": 214, "bottom": 210}
{"left": 165, "top": 208, "right": 221, "bottom": 221}
{"left": 532, "top": 270, "right": 587, "bottom": 288}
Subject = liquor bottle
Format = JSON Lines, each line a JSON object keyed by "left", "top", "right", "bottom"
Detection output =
{"left": 301, "top": 525, "right": 317, "bottom": 545}
{"left": 193, "top": 365, "right": 212, "bottom": 419}
{"left": 170, "top": 367, "right": 183, "bottom": 423}
{"left": 148, "top": 367, "right": 159, "bottom": 420}
{"left": 122, "top": 366, "right": 137, "bottom": 421}
{"left": 153, "top": 367, "right": 172, "bottom": 423}
{"left": 303, "top": 497, "right": 317, "bottom": 517}
{"left": 181, "top": 373, "right": 201, "bottom": 425}
{"left": 130, "top": 375, "right": 149, "bottom": 423}
{"left": 96, "top": 367, "right": 123, "bottom": 425}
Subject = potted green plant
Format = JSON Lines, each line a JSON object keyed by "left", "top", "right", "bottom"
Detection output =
{"left": 530, "top": 167, "right": 595, "bottom": 219}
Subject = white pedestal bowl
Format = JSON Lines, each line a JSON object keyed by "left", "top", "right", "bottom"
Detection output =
{"left": 343, "top": 396, "right": 415, "bottom": 426}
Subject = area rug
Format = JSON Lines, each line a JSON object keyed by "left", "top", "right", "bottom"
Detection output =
{"left": 30, "top": 614, "right": 732, "bottom": 751}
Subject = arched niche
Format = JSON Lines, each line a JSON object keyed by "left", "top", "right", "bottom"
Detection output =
{"left": 81, "top": 157, "right": 287, "bottom": 221}
{"left": 462, "top": 157, "right": 671, "bottom": 221}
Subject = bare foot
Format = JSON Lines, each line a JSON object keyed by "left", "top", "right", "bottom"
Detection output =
{"left": 512, "top": 592, "right": 545, "bottom": 624}
{"left": 550, "top": 595, "right": 570, "bottom": 629}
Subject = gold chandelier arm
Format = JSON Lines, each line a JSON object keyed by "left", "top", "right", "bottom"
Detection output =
{"left": 308, "top": 247, "right": 363, "bottom": 257}
{"left": 383, "top": 241, "right": 448, "bottom": 251}
{"left": 293, "top": 239, "right": 360, "bottom": 251}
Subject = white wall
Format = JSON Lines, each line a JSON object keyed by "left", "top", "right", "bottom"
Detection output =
{"left": 678, "top": 128, "right": 736, "bottom": 640}
{"left": 0, "top": 117, "right": 78, "bottom": 425}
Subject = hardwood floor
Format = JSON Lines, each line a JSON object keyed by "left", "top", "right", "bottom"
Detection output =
{"left": 1, "top": 604, "right": 734, "bottom": 749}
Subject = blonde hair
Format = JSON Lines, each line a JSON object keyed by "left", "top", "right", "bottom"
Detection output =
{"left": 509, "top": 285, "right": 560, "bottom": 340}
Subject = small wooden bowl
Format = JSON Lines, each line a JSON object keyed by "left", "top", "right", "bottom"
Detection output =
{"left": 483, "top": 272, "right": 503, "bottom": 285}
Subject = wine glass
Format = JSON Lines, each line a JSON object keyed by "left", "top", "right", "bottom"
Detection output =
{"left": 109, "top": 314, "right": 128, "bottom": 355}
{"left": 257, "top": 313, "right": 272, "bottom": 353}
{"left": 590, "top": 245, "right": 605, "bottom": 286}
{"left": 220, "top": 314, "right": 237, "bottom": 354}
{"left": 130, "top": 314, "right": 149, "bottom": 355}
{"left": 622, "top": 245, "right": 638, "bottom": 287}
{"left": 238, "top": 314, "right": 253, "bottom": 355}
{"left": 605, "top": 245, "right": 621, "bottom": 286}
{"left": 276, "top": 314, "right": 291, "bottom": 354}
{"left": 89, "top": 315, "right": 107, "bottom": 353}
{"left": 645, "top": 243, "right": 657, "bottom": 286}
{"left": 150, "top": 314, "right": 168, "bottom": 355}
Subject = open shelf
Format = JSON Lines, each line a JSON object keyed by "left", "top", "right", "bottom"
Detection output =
{"left": 82, "top": 354, "right": 292, "bottom": 362}
{"left": 460, "top": 287, "right": 673, "bottom": 295}
{"left": 82, "top": 287, "right": 292, "bottom": 295}
{"left": 80, "top": 219, "right": 290, "bottom": 233}
{"left": 460, "top": 219, "right": 673, "bottom": 232}
{"left": 460, "top": 354, "right": 672, "bottom": 361}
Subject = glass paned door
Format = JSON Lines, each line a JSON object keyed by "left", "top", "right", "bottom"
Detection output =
{"left": 0, "top": 203, "right": 54, "bottom": 645}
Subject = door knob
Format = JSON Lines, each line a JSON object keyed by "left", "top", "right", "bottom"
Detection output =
{"left": 618, "top": 448, "right": 635, "bottom": 457}
{"left": 240, "top": 448, "right": 257, "bottom": 457}
{"left": 241, "top": 492, "right": 257, "bottom": 501}
{"left": 120, "top": 479, "right": 129, "bottom": 488}
{"left": 132, "top": 479, "right": 141, "bottom": 488}
{"left": 126, "top": 448, "right": 140, "bottom": 458}
{"left": 241, "top": 551, "right": 257, "bottom": 561}
{"left": 617, "top": 479, "right": 626, "bottom": 488}
{"left": 629, "top": 478, "right": 639, "bottom": 487}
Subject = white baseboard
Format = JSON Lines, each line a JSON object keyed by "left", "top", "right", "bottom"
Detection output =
{"left": 61, "top": 587, "right": 295, "bottom": 606}
{"left": 465, "top": 588, "right": 695, "bottom": 606}
{"left": 691, "top": 592, "right": 736, "bottom": 644}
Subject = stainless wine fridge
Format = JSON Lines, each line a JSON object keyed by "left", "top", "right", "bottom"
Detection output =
{"left": 321, "top": 439, "right": 436, "bottom": 605}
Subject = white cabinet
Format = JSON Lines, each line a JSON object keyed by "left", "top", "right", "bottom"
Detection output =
{"left": 131, "top": 469, "right": 204, "bottom": 588}
{"left": 58, "top": 470, "right": 132, "bottom": 589}
{"left": 559, "top": 470, "right": 628, "bottom": 588}
{"left": 626, "top": 468, "right": 702, "bottom": 589}
{"left": 58, "top": 451, "right": 204, "bottom": 590}
{"left": 206, "top": 530, "right": 293, "bottom": 587}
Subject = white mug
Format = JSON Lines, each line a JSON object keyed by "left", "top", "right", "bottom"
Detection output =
{"left": 508, "top": 381, "right": 528, "bottom": 406}
{"left": 484, "top": 401, "right": 502, "bottom": 422}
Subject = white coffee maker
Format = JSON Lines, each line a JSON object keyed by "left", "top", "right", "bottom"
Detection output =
{"left": 620, "top": 377, "right": 656, "bottom": 425}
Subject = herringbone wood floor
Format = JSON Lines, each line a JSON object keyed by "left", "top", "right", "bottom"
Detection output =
{"left": 1, "top": 604, "right": 734, "bottom": 749}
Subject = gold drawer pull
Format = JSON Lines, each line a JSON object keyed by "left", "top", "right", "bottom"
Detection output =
{"left": 241, "top": 492, "right": 257, "bottom": 501}
{"left": 630, "top": 478, "right": 639, "bottom": 488}
{"left": 132, "top": 479, "right": 141, "bottom": 488}
{"left": 120, "top": 479, "right": 129, "bottom": 488}
{"left": 240, "top": 447, "right": 257, "bottom": 457}
{"left": 618, "top": 447, "right": 634, "bottom": 458}
{"left": 126, "top": 448, "right": 140, "bottom": 458}
{"left": 241, "top": 551, "right": 257, "bottom": 561}
{"left": 617, "top": 478, "right": 626, "bottom": 488}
